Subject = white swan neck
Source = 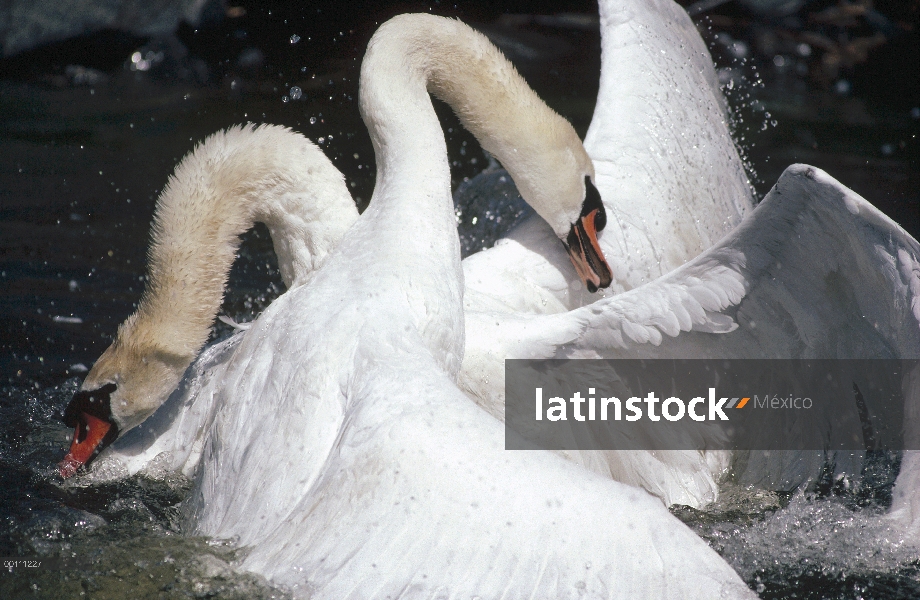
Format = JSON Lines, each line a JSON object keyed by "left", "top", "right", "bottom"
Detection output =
{"left": 135, "top": 125, "right": 353, "bottom": 355}
{"left": 360, "top": 14, "right": 594, "bottom": 239}
{"left": 86, "top": 125, "right": 356, "bottom": 417}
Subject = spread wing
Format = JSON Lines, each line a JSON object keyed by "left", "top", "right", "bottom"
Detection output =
{"left": 555, "top": 165, "right": 920, "bottom": 361}
{"left": 461, "top": 165, "right": 920, "bottom": 503}
{"left": 468, "top": 165, "right": 919, "bottom": 364}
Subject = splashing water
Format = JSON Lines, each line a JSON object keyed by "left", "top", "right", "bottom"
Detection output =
{"left": 5, "top": 373, "right": 920, "bottom": 598}
{"left": 0, "top": 380, "right": 289, "bottom": 599}
{"left": 676, "top": 485, "right": 920, "bottom": 599}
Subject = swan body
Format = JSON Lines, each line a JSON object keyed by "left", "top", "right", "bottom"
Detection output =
{"left": 62, "top": 13, "right": 754, "bottom": 599}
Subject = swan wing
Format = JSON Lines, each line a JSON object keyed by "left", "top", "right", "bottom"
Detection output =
{"left": 559, "top": 164, "right": 920, "bottom": 361}
{"left": 239, "top": 350, "right": 756, "bottom": 599}
{"left": 585, "top": 0, "right": 754, "bottom": 288}
{"left": 461, "top": 165, "right": 920, "bottom": 505}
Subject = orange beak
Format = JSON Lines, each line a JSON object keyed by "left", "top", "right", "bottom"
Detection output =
{"left": 59, "top": 412, "right": 114, "bottom": 478}
{"left": 565, "top": 207, "right": 612, "bottom": 293}
{"left": 59, "top": 383, "right": 118, "bottom": 478}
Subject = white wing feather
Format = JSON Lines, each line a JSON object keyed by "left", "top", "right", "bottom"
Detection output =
{"left": 461, "top": 165, "right": 920, "bottom": 507}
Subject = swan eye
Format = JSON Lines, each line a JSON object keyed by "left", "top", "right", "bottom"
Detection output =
{"left": 582, "top": 176, "right": 606, "bottom": 232}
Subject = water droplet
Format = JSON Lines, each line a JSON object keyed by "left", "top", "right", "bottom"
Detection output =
{"left": 309, "top": 116, "right": 317, "bottom": 125}
{"left": 290, "top": 34, "right": 301, "bottom": 44}
{"left": 289, "top": 86, "right": 302, "bottom": 100}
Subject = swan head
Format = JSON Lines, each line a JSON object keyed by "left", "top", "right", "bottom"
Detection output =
{"left": 59, "top": 314, "right": 192, "bottom": 478}
{"left": 562, "top": 174, "right": 611, "bottom": 294}
{"left": 510, "top": 130, "right": 612, "bottom": 293}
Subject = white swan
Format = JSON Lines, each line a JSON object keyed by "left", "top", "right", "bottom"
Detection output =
{"left": 59, "top": 14, "right": 755, "bottom": 599}
{"left": 458, "top": 0, "right": 756, "bottom": 506}
{"left": 458, "top": 0, "right": 920, "bottom": 512}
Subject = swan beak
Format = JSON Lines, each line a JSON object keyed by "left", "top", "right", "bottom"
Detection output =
{"left": 564, "top": 208, "right": 612, "bottom": 293}
{"left": 58, "top": 383, "right": 119, "bottom": 478}
{"left": 59, "top": 413, "right": 115, "bottom": 478}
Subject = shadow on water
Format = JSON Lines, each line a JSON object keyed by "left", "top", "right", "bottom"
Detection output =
{"left": 1, "top": 0, "right": 918, "bottom": 597}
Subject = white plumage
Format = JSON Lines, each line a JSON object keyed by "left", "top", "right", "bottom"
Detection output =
{"left": 459, "top": 0, "right": 756, "bottom": 506}
{"left": 75, "top": 12, "right": 755, "bottom": 600}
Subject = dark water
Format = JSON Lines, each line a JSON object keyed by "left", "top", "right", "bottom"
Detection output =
{"left": 1, "top": 2, "right": 918, "bottom": 598}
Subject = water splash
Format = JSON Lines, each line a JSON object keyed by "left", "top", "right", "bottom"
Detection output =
{"left": 0, "top": 380, "right": 289, "bottom": 599}
{"left": 677, "top": 485, "right": 920, "bottom": 599}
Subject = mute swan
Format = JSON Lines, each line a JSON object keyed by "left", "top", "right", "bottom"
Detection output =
{"left": 459, "top": 0, "right": 756, "bottom": 506}
{"left": 59, "top": 13, "right": 755, "bottom": 599}
{"left": 459, "top": 0, "right": 920, "bottom": 511}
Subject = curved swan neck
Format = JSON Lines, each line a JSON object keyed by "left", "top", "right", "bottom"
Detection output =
{"left": 360, "top": 14, "right": 594, "bottom": 239}
{"left": 84, "top": 125, "right": 357, "bottom": 426}
{"left": 134, "top": 124, "right": 354, "bottom": 354}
